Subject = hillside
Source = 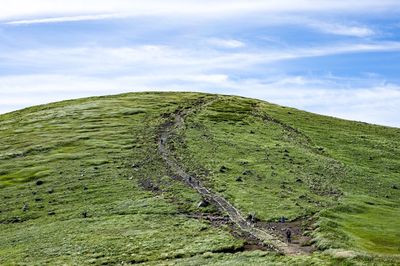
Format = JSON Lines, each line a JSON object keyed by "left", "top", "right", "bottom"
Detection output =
{"left": 0, "top": 92, "right": 399, "bottom": 265}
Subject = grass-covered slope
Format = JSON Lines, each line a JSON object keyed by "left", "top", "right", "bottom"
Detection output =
{"left": 0, "top": 92, "right": 399, "bottom": 265}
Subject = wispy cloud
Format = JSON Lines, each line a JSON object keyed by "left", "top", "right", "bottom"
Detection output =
{"left": 207, "top": 38, "right": 245, "bottom": 49}
{"left": 2, "top": 42, "right": 400, "bottom": 75}
{"left": 307, "top": 21, "right": 375, "bottom": 37}
{"left": 2, "top": 0, "right": 400, "bottom": 23}
{"left": 5, "top": 13, "right": 124, "bottom": 25}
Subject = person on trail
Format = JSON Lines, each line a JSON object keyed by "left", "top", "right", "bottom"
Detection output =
{"left": 285, "top": 229, "right": 292, "bottom": 243}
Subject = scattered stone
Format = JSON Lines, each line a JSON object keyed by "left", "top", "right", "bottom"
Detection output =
{"left": 9, "top": 216, "right": 22, "bottom": 223}
{"left": 22, "top": 203, "right": 29, "bottom": 212}
{"left": 296, "top": 178, "right": 303, "bottom": 183}
{"left": 197, "top": 199, "right": 209, "bottom": 208}
{"left": 48, "top": 211, "right": 56, "bottom": 216}
{"left": 279, "top": 216, "right": 287, "bottom": 223}
{"left": 246, "top": 213, "right": 258, "bottom": 223}
{"left": 81, "top": 211, "right": 88, "bottom": 218}
{"left": 391, "top": 184, "right": 398, "bottom": 189}
{"left": 235, "top": 176, "right": 243, "bottom": 182}
{"left": 242, "top": 170, "right": 254, "bottom": 175}
{"left": 35, "top": 180, "right": 44, "bottom": 186}
{"left": 219, "top": 166, "right": 228, "bottom": 173}
{"left": 47, "top": 188, "right": 54, "bottom": 194}
{"left": 131, "top": 163, "right": 140, "bottom": 169}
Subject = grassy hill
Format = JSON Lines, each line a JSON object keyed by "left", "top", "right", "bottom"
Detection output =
{"left": 0, "top": 92, "right": 399, "bottom": 265}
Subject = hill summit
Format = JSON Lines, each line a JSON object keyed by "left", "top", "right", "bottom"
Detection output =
{"left": 0, "top": 92, "right": 399, "bottom": 265}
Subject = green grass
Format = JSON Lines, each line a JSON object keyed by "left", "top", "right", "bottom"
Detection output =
{"left": 0, "top": 92, "right": 399, "bottom": 265}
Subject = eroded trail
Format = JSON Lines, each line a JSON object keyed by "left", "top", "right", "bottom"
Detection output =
{"left": 157, "top": 98, "right": 305, "bottom": 255}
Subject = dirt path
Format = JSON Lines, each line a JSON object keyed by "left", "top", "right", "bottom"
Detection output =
{"left": 157, "top": 98, "right": 306, "bottom": 255}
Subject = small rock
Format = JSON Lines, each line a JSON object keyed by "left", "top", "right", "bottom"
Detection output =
{"left": 48, "top": 211, "right": 56, "bottom": 216}
{"left": 246, "top": 213, "right": 258, "bottom": 223}
{"left": 35, "top": 180, "right": 44, "bottom": 186}
{"left": 22, "top": 203, "right": 29, "bottom": 212}
{"left": 242, "top": 170, "right": 254, "bottom": 175}
{"left": 235, "top": 176, "right": 243, "bottom": 182}
{"left": 47, "top": 188, "right": 54, "bottom": 194}
{"left": 219, "top": 166, "right": 228, "bottom": 173}
{"left": 81, "top": 211, "right": 88, "bottom": 218}
{"left": 197, "top": 199, "right": 209, "bottom": 208}
{"left": 391, "top": 184, "right": 398, "bottom": 189}
{"left": 296, "top": 178, "right": 303, "bottom": 183}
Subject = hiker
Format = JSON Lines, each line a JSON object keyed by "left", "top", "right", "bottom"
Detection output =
{"left": 285, "top": 229, "right": 292, "bottom": 243}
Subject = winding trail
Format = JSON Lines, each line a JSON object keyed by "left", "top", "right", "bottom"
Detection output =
{"left": 157, "top": 98, "right": 305, "bottom": 255}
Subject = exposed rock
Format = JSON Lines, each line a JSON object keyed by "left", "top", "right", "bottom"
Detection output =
{"left": 246, "top": 213, "right": 258, "bottom": 223}
{"left": 197, "top": 199, "right": 210, "bottom": 208}
{"left": 219, "top": 166, "right": 228, "bottom": 173}
{"left": 242, "top": 170, "right": 254, "bottom": 175}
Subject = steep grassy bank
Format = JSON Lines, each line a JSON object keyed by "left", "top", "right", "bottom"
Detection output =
{"left": 0, "top": 92, "right": 399, "bottom": 265}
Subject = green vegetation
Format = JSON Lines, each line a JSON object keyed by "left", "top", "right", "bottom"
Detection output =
{"left": 0, "top": 92, "right": 399, "bottom": 265}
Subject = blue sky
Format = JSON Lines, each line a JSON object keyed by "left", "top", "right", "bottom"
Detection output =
{"left": 0, "top": 1, "right": 400, "bottom": 127}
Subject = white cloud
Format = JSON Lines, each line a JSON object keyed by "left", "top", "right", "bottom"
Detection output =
{"left": 2, "top": 0, "right": 400, "bottom": 24}
{"left": 207, "top": 38, "right": 245, "bottom": 48}
{"left": 306, "top": 21, "right": 375, "bottom": 37}
{"left": 5, "top": 13, "right": 125, "bottom": 25}
{"left": 3, "top": 42, "right": 400, "bottom": 76}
